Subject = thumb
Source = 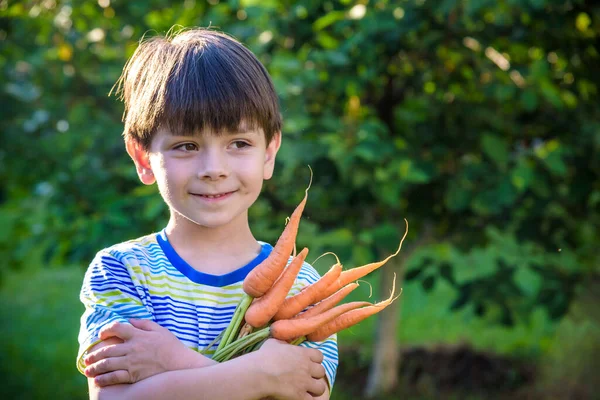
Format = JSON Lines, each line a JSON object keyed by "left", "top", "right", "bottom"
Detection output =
{"left": 129, "top": 318, "right": 160, "bottom": 331}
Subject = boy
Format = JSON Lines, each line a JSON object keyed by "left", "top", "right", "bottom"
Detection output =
{"left": 76, "top": 28, "right": 338, "bottom": 399}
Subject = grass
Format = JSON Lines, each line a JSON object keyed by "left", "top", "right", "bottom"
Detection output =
{"left": 0, "top": 266, "right": 557, "bottom": 400}
{"left": 0, "top": 267, "right": 88, "bottom": 400}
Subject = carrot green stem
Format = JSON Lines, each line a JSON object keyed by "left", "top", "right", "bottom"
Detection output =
{"left": 200, "top": 330, "right": 225, "bottom": 355}
{"left": 290, "top": 336, "right": 306, "bottom": 346}
{"left": 213, "top": 327, "right": 270, "bottom": 362}
{"left": 216, "top": 294, "right": 253, "bottom": 353}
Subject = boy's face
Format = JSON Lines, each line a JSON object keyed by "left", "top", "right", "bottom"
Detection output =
{"left": 127, "top": 125, "right": 281, "bottom": 230}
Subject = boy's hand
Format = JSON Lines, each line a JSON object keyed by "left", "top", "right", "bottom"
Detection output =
{"left": 256, "top": 339, "right": 327, "bottom": 399}
{"left": 83, "top": 319, "right": 216, "bottom": 386}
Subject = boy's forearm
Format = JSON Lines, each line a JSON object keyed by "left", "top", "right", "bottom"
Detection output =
{"left": 91, "top": 352, "right": 272, "bottom": 400}
{"left": 176, "top": 346, "right": 219, "bottom": 370}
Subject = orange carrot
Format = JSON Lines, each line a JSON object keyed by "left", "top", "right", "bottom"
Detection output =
{"left": 243, "top": 174, "right": 312, "bottom": 298}
{"left": 325, "top": 219, "right": 409, "bottom": 294}
{"left": 270, "top": 301, "right": 371, "bottom": 341}
{"left": 291, "top": 283, "right": 359, "bottom": 320}
{"left": 307, "top": 276, "right": 401, "bottom": 342}
{"left": 244, "top": 248, "right": 309, "bottom": 328}
{"left": 273, "top": 263, "right": 342, "bottom": 321}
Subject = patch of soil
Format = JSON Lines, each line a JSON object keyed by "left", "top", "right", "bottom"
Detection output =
{"left": 336, "top": 343, "right": 536, "bottom": 399}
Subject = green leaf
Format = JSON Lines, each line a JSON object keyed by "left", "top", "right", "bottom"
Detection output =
{"left": 396, "top": 159, "right": 431, "bottom": 183}
{"left": 481, "top": 133, "right": 509, "bottom": 168}
{"left": 511, "top": 158, "right": 536, "bottom": 192}
{"left": 540, "top": 80, "right": 563, "bottom": 108}
{"left": 514, "top": 266, "right": 542, "bottom": 297}
{"left": 316, "top": 32, "right": 339, "bottom": 49}
{"left": 313, "top": 11, "right": 346, "bottom": 31}
{"left": 539, "top": 147, "right": 568, "bottom": 177}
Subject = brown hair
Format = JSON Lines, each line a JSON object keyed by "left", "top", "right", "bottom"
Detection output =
{"left": 113, "top": 28, "right": 282, "bottom": 149}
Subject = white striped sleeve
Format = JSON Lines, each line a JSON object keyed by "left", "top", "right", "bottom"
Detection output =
{"left": 76, "top": 250, "right": 153, "bottom": 374}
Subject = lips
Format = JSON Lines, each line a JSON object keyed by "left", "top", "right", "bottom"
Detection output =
{"left": 191, "top": 191, "right": 235, "bottom": 199}
{"left": 200, "top": 193, "right": 230, "bottom": 198}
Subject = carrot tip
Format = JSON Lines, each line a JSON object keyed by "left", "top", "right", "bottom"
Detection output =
{"left": 355, "top": 279, "right": 372, "bottom": 298}
{"left": 311, "top": 251, "right": 341, "bottom": 266}
{"left": 375, "top": 272, "right": 402, "bottom": 307}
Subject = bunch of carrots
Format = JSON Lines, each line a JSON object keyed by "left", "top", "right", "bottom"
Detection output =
{"left": 208, "top": 174, "right": 408, "bottom": 362}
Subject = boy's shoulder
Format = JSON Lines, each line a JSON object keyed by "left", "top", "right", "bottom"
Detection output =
{"left": 94, "top": 231, "right": 160, "bottom": 262}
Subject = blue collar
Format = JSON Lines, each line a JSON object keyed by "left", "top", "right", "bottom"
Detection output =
{"left": 156, "top": 229, "right": 272, "bottom": 287}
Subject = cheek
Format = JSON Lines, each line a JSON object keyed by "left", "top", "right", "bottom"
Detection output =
{"left": 150, "top": 157, "right": 176, "bottom": 200}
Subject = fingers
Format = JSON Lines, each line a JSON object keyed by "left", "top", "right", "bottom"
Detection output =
{"left": 307, "top": 348, "right": 324, "bottom": 364}
{"left": 93, "top": 370, "right": 132, "bottom": 387}
{"left": 99, "top": 321, "right": 135, "bottom": 341}
{"left": 309, "top": 362, "right": 326, "bottom": 380}
{"left": 84, "top": 343, "right": 128, "bottom": 366}
{"left": 307, "top": 378, "right": 327, "bottom": 398}
{"left": 129, "top": 318, "right": 159, "bottom": 331}
{"left": 84, "top": 356, "right": 128, "bottom": 378}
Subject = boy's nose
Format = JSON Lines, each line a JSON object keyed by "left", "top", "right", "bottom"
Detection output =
{"left": 197, "top": 148, "right": 229, "bottom": 180}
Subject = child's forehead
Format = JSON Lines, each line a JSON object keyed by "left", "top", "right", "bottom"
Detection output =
{"left": 162, "top": 121, "right": 264, "bottom": 138}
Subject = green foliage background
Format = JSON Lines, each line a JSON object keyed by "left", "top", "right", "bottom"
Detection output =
{"left": 1, "top": 0, "right": 598, "bottom": 399}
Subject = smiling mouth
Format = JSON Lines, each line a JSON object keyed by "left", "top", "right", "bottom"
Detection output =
{"left": 192, "top": 191, "right": 235, "bottom": 199}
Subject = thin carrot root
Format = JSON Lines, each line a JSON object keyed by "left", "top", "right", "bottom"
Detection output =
{"left": 311, "top": 251, "right": 341, "bottom": 267}
{"left": 355, "top": 279, "right": 373, "bottom": 298}
{"left": 307, "top": 274, "right": 401, "bottom": 342}
{"left": 325, "top": 219, "right": 409, "bottom": 294}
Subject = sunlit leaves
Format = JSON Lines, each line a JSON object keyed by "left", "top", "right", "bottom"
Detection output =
{"left": 0, "top": 0, "right": 597, "bottom": 328}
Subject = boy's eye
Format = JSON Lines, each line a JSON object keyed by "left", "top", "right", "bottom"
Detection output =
{"left": 175, "top": 143, "right": 198, "bottom": 151}
{"left": 231, "top": 141, "right": 250, "bottom": 149}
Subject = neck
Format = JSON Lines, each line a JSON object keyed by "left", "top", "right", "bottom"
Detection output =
{"left": 164, "top": 210, "right": 260, "bottom": 260}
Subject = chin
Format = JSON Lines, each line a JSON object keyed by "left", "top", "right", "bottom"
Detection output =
{"left": 188, "top": 216, "right": 235, "bottom": 229}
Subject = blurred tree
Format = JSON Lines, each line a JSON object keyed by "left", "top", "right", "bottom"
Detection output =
{"left": 1, "top": 0, "right": 598, "bottom": 397}
{"left": 240, "top": 0, "right": 600, "bottom": 395}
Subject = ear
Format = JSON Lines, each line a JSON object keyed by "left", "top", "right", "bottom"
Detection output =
{"left": 125, "top": 138, "right": 156, "bottom": 185}
{"left": 263, "top": 131, "right": 281, "bottom": 180}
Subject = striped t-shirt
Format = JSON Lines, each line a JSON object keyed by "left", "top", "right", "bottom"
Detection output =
{"left": 77, "top": 230, "right": 338, "bottom": 388}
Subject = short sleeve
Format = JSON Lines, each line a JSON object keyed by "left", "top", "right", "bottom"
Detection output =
{"left": 293, "top": 263, "right": 340, "bottom": 392}
{"left": 76, "top": 250, "right": 153, "bottom": 374}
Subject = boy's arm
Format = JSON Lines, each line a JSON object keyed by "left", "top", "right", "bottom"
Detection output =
{"left": 83, "top": 322, "right": 329, "bottom": 399}
{"left": 87, "top": 338, "right": 327, "bottom": 400}
{"left": 83, "top": 319, "right": 217, "bottom": 385}
{"left": 77, "top": 250, "right": 155, "bottom": 374}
